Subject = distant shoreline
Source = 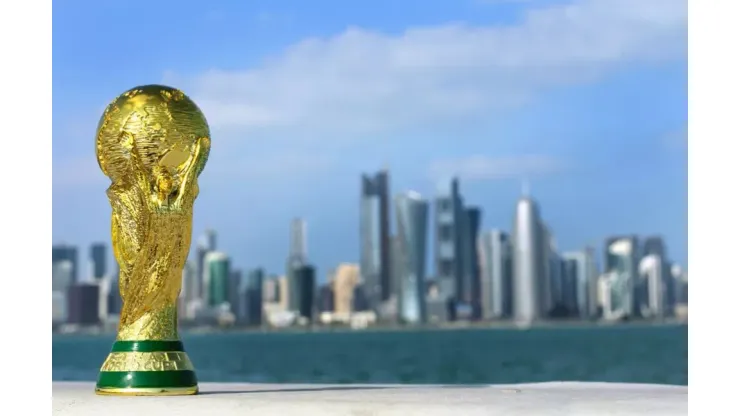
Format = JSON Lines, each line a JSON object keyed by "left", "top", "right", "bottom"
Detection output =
{"left": 52, "top": 319, "right": 687, "bottom": 337}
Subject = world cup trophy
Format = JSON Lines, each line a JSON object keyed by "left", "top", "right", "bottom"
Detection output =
{"left": 93, "top": 85, "right": 211, "bottom": 396}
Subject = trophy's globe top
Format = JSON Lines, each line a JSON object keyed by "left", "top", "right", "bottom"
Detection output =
{"left": 95, "top": 85, "right": 210, "bottom": 183}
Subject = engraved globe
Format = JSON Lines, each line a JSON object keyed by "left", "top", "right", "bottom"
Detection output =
{"left": 95, "top": 84, "right": 210, "bottom": 185}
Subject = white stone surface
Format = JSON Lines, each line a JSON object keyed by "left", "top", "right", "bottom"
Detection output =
{"left": 53, "top": 381, "right": 687, "bottom": 416}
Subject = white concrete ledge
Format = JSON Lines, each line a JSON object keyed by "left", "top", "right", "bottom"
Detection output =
{"left": 53, "top": 381, "right": 687, "bottom": 416}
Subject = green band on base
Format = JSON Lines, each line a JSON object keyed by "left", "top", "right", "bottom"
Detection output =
{"left": 111, "top": 340, "right": 185, "bottom": 353}
{"left": 96, "top": 370, "right": 198, "bottom": 389}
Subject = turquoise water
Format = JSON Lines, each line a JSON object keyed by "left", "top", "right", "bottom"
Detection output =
{"left": 52, "top": 324, "right": 687, "bottom": 385}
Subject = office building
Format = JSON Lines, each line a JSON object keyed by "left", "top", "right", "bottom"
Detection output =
{"left": 107, "top": 266, "right": 123, "bottom": 316}
{"left": 639, "top": 254, "right": 665, "bottom": 318}
{"left": 295, "top": 265, "right": 316, "bottom": 321}
{"left": 333, "top": 263, "right": 360, "bottom": 314}
{"left": 395, "top": 191, "right": 429, "bottom": 325}
{"left": 52, "top": 260, "right": 74, "bottom": 293}
{"left": 512, "top": 192, "right": 549, "bottom": 323}
{"left": 52, "top": 291, "right": 66, "bottom": 324}
{"left": 228, "top": 269, "right": 243, "bottom": 314}
{"left": 433, "top": 178, "right": 465, "bottom": 302}
{"left": 562, "top": 250, "right": 594, "bottom": 318}
{"left": 89, "top": 243, "right": 107, "bottom": 280}
{"left": 643, "top": 235, "right": 675, "bottom": 314}
{"left": 53, "top": 244, "right": 79, "bottom": 284}
{"left": 604, "top": 236, "right": 639, "bottom": 318}
{"left": 478, "top": 230, "right": 513, "bottom": 320}
{"left": 360, "top": 170, "right": 392, "bottom": 310}
{"left": 290, "top": 218, "right": 308, "bottom": 263}
{"left": 238, "top": 268, "right": 264, "bottom": 326}
{"left": 67, "top": 283, "right": 100, "bottom": 325}
{"left": 205, "top": 251, "right": 230, "bottom": 307}
{"left": 461, "top": 207, "right": 482, "bottom": 312}
{"left": 317, "top": 283, "right": 335, "bottom": 313}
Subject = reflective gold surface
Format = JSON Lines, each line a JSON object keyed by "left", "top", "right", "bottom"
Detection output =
{"left": 96, "top": 85, "right": 211, "bottom": 341}
{"left": 100, "top": 351, "right": 195, "bottom": 372}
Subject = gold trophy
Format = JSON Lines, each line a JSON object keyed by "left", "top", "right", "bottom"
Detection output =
{"left": 93, "top": 85, "right": 211, "bottom": 396}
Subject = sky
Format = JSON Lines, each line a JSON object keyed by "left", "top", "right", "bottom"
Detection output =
{"left": 52, "top": 0, "right": 688, "bottom": 280}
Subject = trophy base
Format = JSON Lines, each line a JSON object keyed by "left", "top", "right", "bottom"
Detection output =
{"left": 95, "top": 385, "right": 198, "bottom": 396}
{"left": 95, "top": 340, "right": 199, "bottom": 396}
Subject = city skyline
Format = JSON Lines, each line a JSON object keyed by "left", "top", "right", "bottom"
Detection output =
{"left": 52, "top": 0, "right": 688, "bottom": 277}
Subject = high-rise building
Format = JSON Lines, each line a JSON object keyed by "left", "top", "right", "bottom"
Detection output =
{"left": 639, "top": 254, "right": 665, "bottom": 319}
{"left": 205, "top": 252, "right": 230, "bottom": 307}
{"left": 560, "top": 257, "right": 579, "bottom": 314}
{"left": 89, "top": 243, "right": 107, "bottom": 280}
{"left": 180, "top": 261, "right": 197, "bottom": 309}
{"left": 562, "top": 251, "right": 593, "bottom": 318}
{"left": 228, "top": 269, "right": 243, "bottom": 314}
{"left": 295, "top": 265, "right": 316, "bottom": 321}
{"left": 478, "top": 230, "right": 513, "bottom": 320}
{"left": 333, "top": 263, "right": 360, "bottom": 314}
{"left": 238, "top": 268, "right": 264, "bottom": 326}
{"left": 317, "top": 283, "right": 335, "bottom": 313}
{"left": 433, "top": 178, "right": 465, "bottom": 302}
{"left": 395, "top": 191, "right": 429, "bottom": 325}
{"left": 277, "top": 275, "right": 290, "bottom": 311}
{"left": 53, "top": 244, "right": 79, "bottom": 284}
{"left": 67, "top": 283, "right": 100, "bottom": 325}
{"left": 461, "top": 207, "right": 482, "bottom": 311}
{"left": 107, "top": 267, "right": 122, "bottom": 316}
{"left": 643, "top": 235, "right": 674, "bottom": 315}
{"left": 263, "top": 276, "right": 278, "bottom": 303}
{"left": 195, "top": 229, "right": 216, "bottom": 302}
{"left": 52, "top": 291, "right": 66, "bottom": 324}
{"left": 360, "top": 170, "right": 392, "bottom": 310}
{"left": 52, "top": 260, "right": 74, "bottom": 293}
{"left": 512, "top": 194, "right": 548, "bottom": 323}
{"left": 290, "top": 218, "right": 308, "bottom": 263}
{"left": 603, "top": 236, "right": 639, "bottom": 319}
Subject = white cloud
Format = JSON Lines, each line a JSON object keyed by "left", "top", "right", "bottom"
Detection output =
{"left": 166, "top": 0, "right": 686, "bottom": 139}
{"left": 429, "top": 154, "right": 565, "bottom": 180}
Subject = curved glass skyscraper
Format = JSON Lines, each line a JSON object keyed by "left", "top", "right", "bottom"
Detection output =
{"left": 395, "top": 191, "right": 429, "bottom": 325}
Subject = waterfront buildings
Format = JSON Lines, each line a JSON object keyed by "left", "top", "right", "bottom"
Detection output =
{"left": 511, "top": 193, "right": 548, "bottom": 323}
{"left": 433, "top": 178, "right": 464, "bottom": 303}
{"left": 395, "top": 191, "right": 429, "bottom": 325}
{"left": 478, "top": 229, "right": 513, "bottom": 320}
{"left": 603, "top": 236, "right": 640, "bottom": 319}
{"left": 360, "top": 170, "right": 392, "bottom": 311}
{"left": 205, "top": 251, "right": 230, "bottom": 307}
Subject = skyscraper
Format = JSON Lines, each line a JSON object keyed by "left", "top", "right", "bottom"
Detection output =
{"left": 52, "top": 244, "right": 78, "bottom": 284}
{"left": 395, "top": 191, "right": 429, "bottom": 325}
{"left": 603, "top": 236, "right": 639, "bottom": 319}
{"left": 239, "top": 268, "right": 264, "bottom": 326}
{"left": 478, "top": 230, "right": 513, "bottom": 320}
{"left": 360, "top": 170, "right": 391, "bottom": 310}
{"left": 286, "top": 218, "right": 309, "bottom": 312}
{"left": 52, "top": 260, "right": 74, "bottom": 293}
{"left": 639, "top": 254, "right": 665, "bottom": 319}
{"left": 67, "top": 283, "right": 100, "bottom": 325}
{"left": 196, "top": 230, "right": 216, "bottom": 302}
{"left": 90, "top": 243, "right": 107, "bottom": 280}
{"left": 562, "top": 251, "right": 593, "bottom": 318}
{"left": 290, "top": 218, "right": 308, "bottom": 262}
{"left": 333, "top": 263, "right": 360, "bottom": 314}
{"left": 433, "top": 178, "right": 464, "bottom": 302}
{"left": 512, "top": 194, "right": 548, "bottom": 323}
{"left": 461, "top": 207, "right": 482, "bottom": 312}
{"left": 643, "top": 235, "right": 674, "bottom": 315}
{"left": 205, "top": 251, "right": 230, "bottom": 307}
{"left": 295, "top": 265, "right": 316, "bottom": 321}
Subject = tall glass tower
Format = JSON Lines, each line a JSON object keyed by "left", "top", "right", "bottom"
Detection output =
{"left": 395, "top": 191, "right": 429, "bottom": 325}
{"left": 512, "top": 193, "right": 549, "bottom": 323}
{"left": 433, "top": 178, "right": 465, "bottom": 302}
{"left": 360, "top": 170, "right": 391, "bottom": 311}
{"left": 603, "top": 236, "right": 639, "bottom": 319}
{"left": 478, "top": 230, "right": 513, "bottom": 320}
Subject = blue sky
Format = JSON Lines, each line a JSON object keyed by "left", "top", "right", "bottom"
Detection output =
{"left": 53, "top": 0, "right": 687, "bottom": 279}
